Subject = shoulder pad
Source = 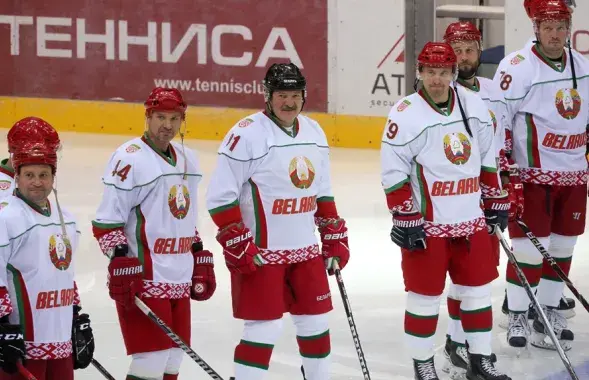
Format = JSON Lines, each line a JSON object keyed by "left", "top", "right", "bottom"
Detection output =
{"left": 298, "top": 115, "right": 329, "bottom": 147}
{"left": 382, "top": 94, "right": 425, "bottom": 146}
{"left": 218, "top": 113, "right": 269, "bottom": 161}
{"left": 102, "top": 141, "right": 141, "bottom": 190}
{"left": 456, "top": 87, "right": 492, "bottom": 122}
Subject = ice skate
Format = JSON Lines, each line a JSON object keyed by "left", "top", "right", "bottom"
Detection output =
{"left": 531, "top": 305, "right": 573, "bottom": 351}
{"left": 466, "top": 354, "right": 511, "bottom": 380}
{"left": 507, "top": 311, "right": 530, "bottom": 348}
{"left": 414, "top": 357, "right": 440, "bottom": 380}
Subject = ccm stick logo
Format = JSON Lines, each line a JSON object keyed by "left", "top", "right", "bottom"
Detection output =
{"left": 0, "top": 333, "right": 23, "bottom": 340}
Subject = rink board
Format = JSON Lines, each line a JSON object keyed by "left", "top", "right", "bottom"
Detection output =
{"left": 0, "top": 96, "right": 387, "bottom": 149}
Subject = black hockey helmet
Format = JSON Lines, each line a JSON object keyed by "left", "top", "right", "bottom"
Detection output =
{"left": 263, "top": 63, "right": 307, "bottom": 102}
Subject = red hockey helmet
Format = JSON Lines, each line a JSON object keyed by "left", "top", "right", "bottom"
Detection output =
{"left": 417, "top": 42, "right": 457, "bottom": 69}
{"left": 443, "top": 21, "right": 482, "bottom": 45}
{"left": 12, "top": 140, "right": 58, "bottom": 174}
{"left": 524, "top": 0, "right": 542, "bottom": 18}
{"left": 533, "top": 0, "right": 571, "bottom": 23}
{"left": 144, "top": 88, "right": 187, "bottom": 118}
{"left": 7, "top": 117, "right": 60, "bottom": 153}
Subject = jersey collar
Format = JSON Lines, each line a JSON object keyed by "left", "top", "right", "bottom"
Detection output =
{"left": 263, "top": 111, "right": 300, "bottom": 138}
{"left": 141, "top": 133, "right": 177, "bottom": 167}
{"left": 418, "top": 87, "right": 455, "bottom": 117}
{"left": 16, "top": 189, "right": 51, "bottom": 217}
{"left": 532, "top": 44, "right": 567, "bottom": 73}
{"left": 457, "top": 77, "right": 480, "bottom": 93}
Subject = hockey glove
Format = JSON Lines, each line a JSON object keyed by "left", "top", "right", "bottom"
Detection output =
{"left": 190, "top": 242, "right": 216, "bottom": 301}
{"left": 0, "top": 322, "right": 25, "bottom": 374}
{"left": 216, "top": 222, "right": 265, "bottom": 275}
{"left": 503, "top": 163, "right": 524, "bottom": 221}
{"left": 108, "top": 244, "right": 144, "bottom": 308}
{"left": 391, "top": 211, "right": 427, "bottom": 250}
{"left": 482, "top": 193, "right": 510, "bottom": 233}
{"left": 318, "top": 218, "right": 350, "bottom": 275}
{"left": 72, "top": 306, "right": 94, "bottom": 370}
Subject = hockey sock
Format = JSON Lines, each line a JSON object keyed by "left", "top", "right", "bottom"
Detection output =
{"left": 459, "top": 284, "right": 492, "bottom": 355}
{"left": 126, "top": 376, "right": 152, "bottom": 380}
{"left": 506, "top": 237, "right": 546, "bottom": 312}
{"left": 538, "top": 234, "right": 575, "bottom": 308}
{"left": 446, "top": 283, "right": 465, "bottom": 344}
{"left": 404, "top": 292, "right": 441, "bottom": 361}
{"left": 163, "top": 374, "right": 178, "bottom": 380}
{"left": 234, "top": 319, "right": 282, "bottom": 379}
{"left": 293, "top": 314, "right": 331, "bottom": 380}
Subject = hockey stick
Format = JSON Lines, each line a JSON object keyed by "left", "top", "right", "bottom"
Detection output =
{"left": 333, "top": 261, "right": 372, "bottom": 380}
{"left": 496, "top": 230, "right": 579, "bottom": 380}
{"left": 134, "top": 297, "right": 225, "bottom": 380}
{"left": 91, "top": 359, "right": 116, "bottom": 380}
{"left": 16, "top": 361, "right": 37, "bottom": 380}
{"left": 515, "top": 219, "right": 589, "bottom": 314}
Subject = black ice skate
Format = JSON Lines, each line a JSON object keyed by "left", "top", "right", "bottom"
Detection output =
{"left": 414, "top": 357, "right": 440, "bottom": 380}
{"left": 531, "top": 305, "right": 573, "bottom": 351}
{"left": 507, "top": 311, "right": 530, "bottom": 348}
{"left": 446, "top": 341, "right": 468, "bottom": 379}
{"left": 466, "top": 354, "right": 511, "bottom": 380}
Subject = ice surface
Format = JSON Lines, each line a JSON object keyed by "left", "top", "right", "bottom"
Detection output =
{"left": 1, "top": 131, "right": 588, "bottom": 379}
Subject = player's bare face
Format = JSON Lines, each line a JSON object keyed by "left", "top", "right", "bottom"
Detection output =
{"left": 146, "top": 111, "right": 183, "bottom": 150}
{"left": 537, "top": 20, "right": 568, "bottom": 58}
{"left": 421, "top": 67, "right": 453, "bottom": 102}
{"left": 451, "top": 41, "right": 480, "bottom": 80}
{"left": 270, "top": 91, "right": 303, "bottom": 127}
{"left": 16, "top": 165, "right": 54, "bottom": 206}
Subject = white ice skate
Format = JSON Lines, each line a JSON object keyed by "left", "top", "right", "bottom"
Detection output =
{"left": 531, "top": 305, "right": 573, "bottom": 351}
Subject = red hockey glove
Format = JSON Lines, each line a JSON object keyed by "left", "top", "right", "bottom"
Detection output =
{"left": 504, "top": 164, "right": 524, "bottom": 221}
{"left": 108, "top": 244, "right": 144, "bottom": 308}
{"left": 319, "top": 218, "right": 350, "bottom": 275}
{"left": 482, "top": 193, "right": 510, "bottom": 233}
{"left": 216, "top": 222, "right": 264, "bottom": 275}
{"left": 190, "top": 242, "right": 216, "bottom": 301}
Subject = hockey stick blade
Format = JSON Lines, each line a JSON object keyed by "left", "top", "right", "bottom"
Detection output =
{"left": 516, "top": 219, "right": 589, "bottom": 314}
{"left": 17, "top": 361, "right": 37, "bottom": 380}
{"left": 333, "top": 261, "right": 372, "bottom": 380}
{"left": 496, "top": 230, "right": 578, "bottom": 380}
{"left": 91, "top": 359, "right": 116, "bottom": 380}
{"left": 134, "top": 297, "right": 225, "bottom": 380}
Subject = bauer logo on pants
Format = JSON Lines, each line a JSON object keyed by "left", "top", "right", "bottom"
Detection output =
{"left": 49, "top": 234, "right": 72, "bottom": 271}
{"left": 443, "top": 132, "right": 471, "bottom": 165}
{"left": 555, "top": 88, "right": 582, "bottom": 120}
{"left": 168, "top": 184, "right": 191, "bottom": 219}
{"left": 289, "top": 156, "right": 315, "bottom": 189}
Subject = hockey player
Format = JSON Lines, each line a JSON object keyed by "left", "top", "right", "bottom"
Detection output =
{"left": 206, "top": 63, "right": 349, "bottom": 380}
{"left": 441, "top": 21, "right": 515, "bottom": 377}
{"left": 495, "top": 0, "right": 589, "bottom": 351}
{"left": 92, "top": 88, "right": 216, "bottom": 380}
{"left": 0, "top": 118, "right": 94, "bottom": 380}
{"left": 382, "top": 41, "right": 511, "bottom": 380}
{"left": 495, "top": 0, "right": 578, "bottom": 321}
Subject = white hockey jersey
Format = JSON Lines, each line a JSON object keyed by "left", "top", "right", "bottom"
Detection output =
{"left": 0, "top": 191, "right": 79, "bottom": 360}
{"left": 0, "top": 159, "right": 15, "bottom": 199}
{"left": 381, "top": 86, "right": 500, "bottom": 238}
{"left": 206, "top": 111, "right": 335, "bottom": 264}
{"left": 494, "top": 44, "right": 589, "bottom": 186}
{"left": 456, "top": 77, "right": 510, "bottom": 172}
{"left": 93, "top": 134, "right": 202, "bottom": 299}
